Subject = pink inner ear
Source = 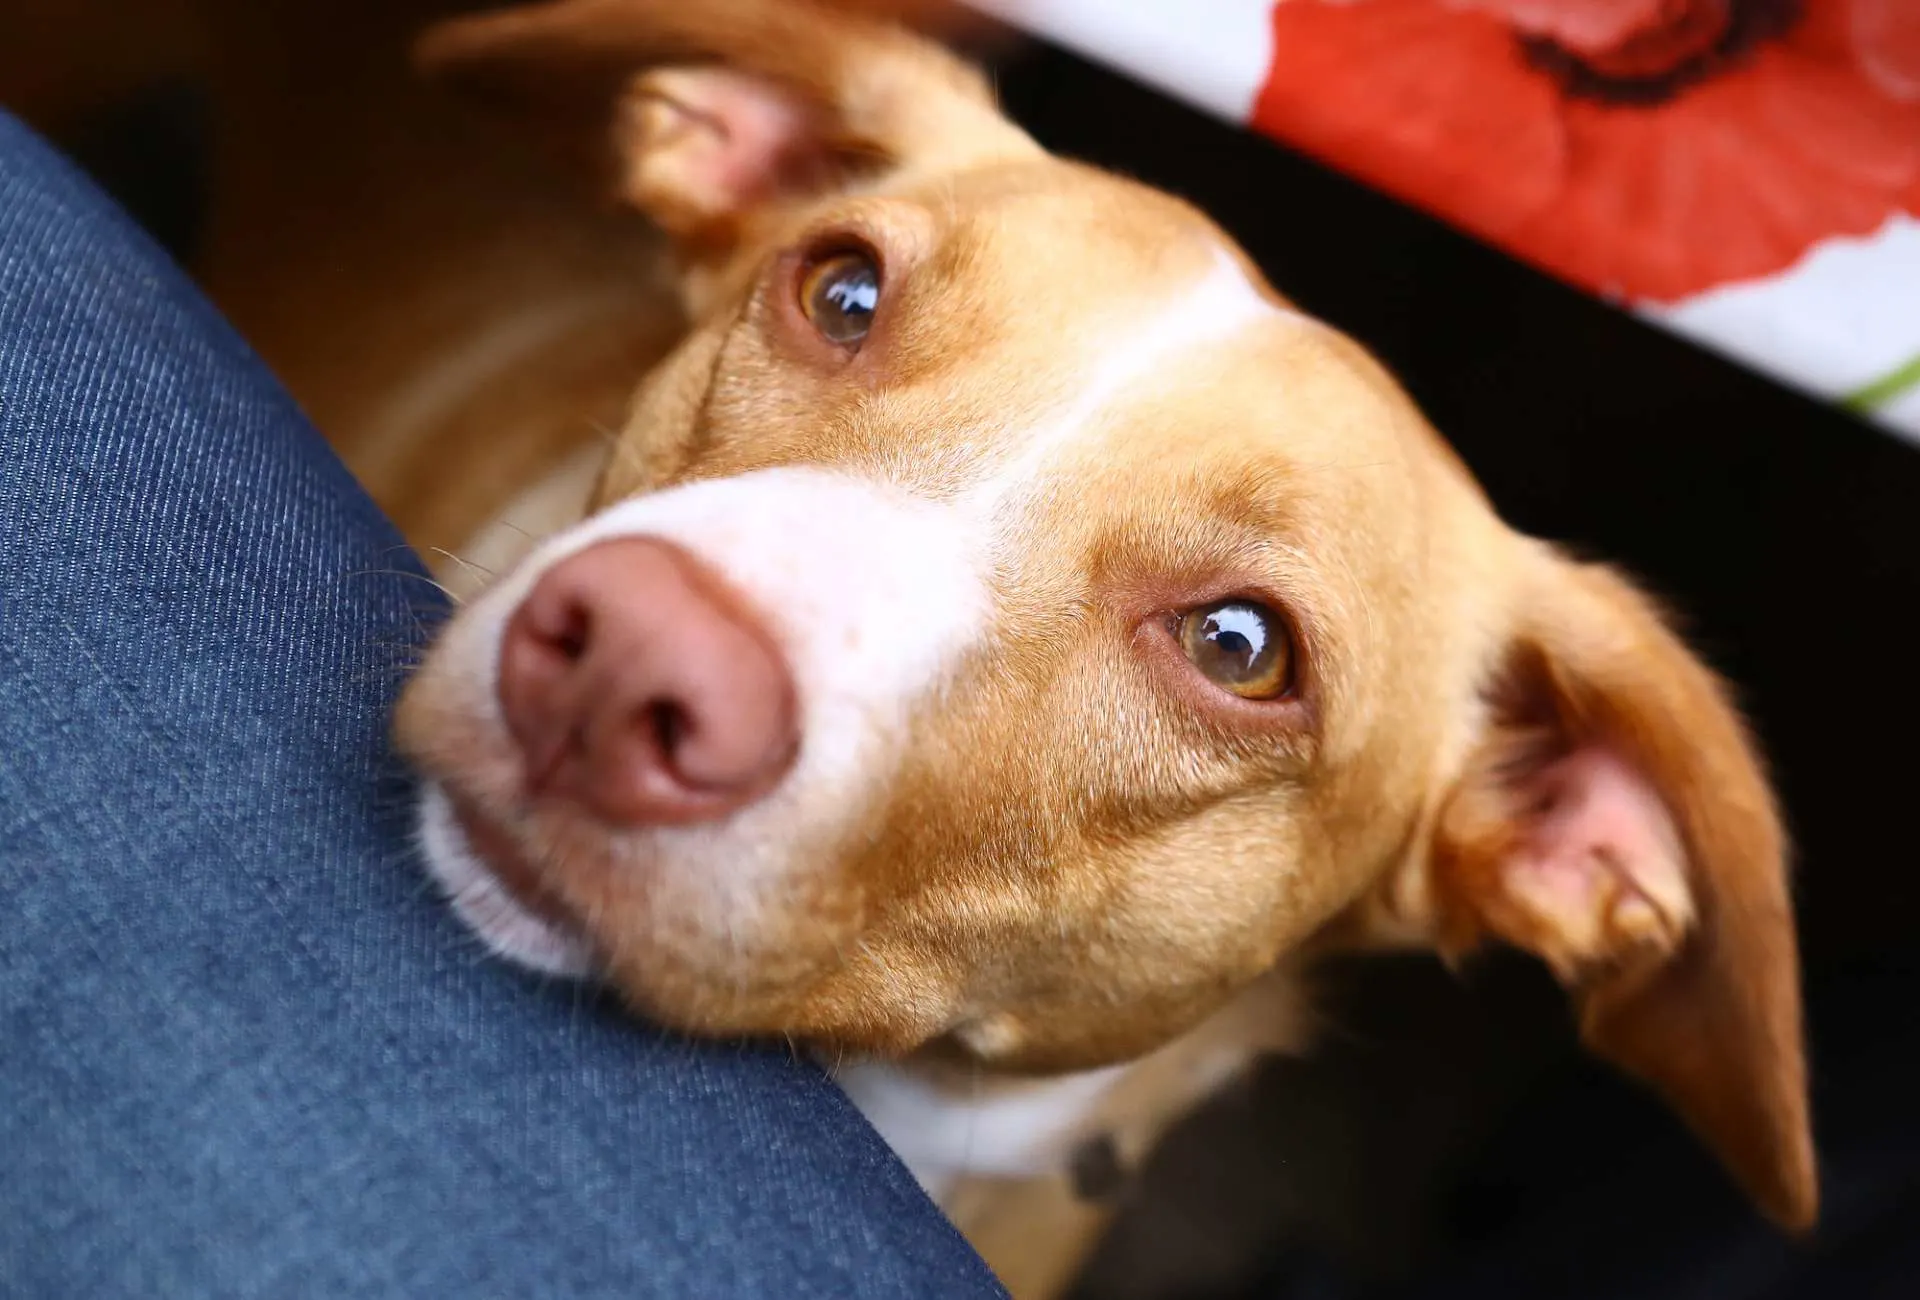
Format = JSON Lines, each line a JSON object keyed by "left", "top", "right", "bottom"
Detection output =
{"left": 621, "top": 67, "right": 827, "bottom": 225}
{"left": 1503, "top": 747, "right": 1695, "bottom": 976}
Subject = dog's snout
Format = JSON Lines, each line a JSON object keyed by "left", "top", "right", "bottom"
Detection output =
{"left": 498, "top": 537, "right": 797, "bottom": 825}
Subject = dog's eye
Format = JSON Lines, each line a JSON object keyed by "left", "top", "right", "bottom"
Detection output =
{"left": 1178, "top": 600, "right": 1292, "bottom": 700}
{"left": 799, "top": 251, "right": 879, "bottom": 348}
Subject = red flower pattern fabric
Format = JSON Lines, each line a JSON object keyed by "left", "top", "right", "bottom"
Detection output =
{"left": 1252, "top": 0, "right": 1920, "bottom": 301}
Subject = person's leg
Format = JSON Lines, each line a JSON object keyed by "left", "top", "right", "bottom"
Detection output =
{"left": 0, "top": 111, "right": 999, "bottom": 1299}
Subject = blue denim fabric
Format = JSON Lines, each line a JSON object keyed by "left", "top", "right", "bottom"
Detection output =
{"left": 0, "top": 111, "right": 1000, "bottom": 1299}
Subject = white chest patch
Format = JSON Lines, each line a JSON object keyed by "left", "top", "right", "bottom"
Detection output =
{"left": 835, "top": 1061, "right": 1129, "bottom": 1199}
{"left": 832, "top": 976, "right": 1302, "bottom": 1201}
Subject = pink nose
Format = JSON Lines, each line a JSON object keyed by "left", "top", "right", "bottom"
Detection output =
{"left": 498, "top": 538, "right": 797, "bottom": 825}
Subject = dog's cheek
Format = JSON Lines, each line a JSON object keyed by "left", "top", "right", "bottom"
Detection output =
{"left": 591, "top": 871, "right": 899, "bottom": 1037}
{"left": 392, "top": 660, "right": 472, "bottom": 781}
{"left": 394, "top": 647, "right": 511, "bottom": 797}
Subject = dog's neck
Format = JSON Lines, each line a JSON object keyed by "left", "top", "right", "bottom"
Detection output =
{"left": 834, "top": 968, "right": 1304, "bottom": 1202}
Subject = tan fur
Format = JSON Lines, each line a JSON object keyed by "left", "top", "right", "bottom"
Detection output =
{"left": 392, "top": 3, "right": 1816, "bottom": 1288}
{"left": 32, "top": 1, "right": 1813, "bottom": 1293}
{"left": 1427, "top": 558, "right": 1811, "bottom": 1226}
{"left": 391, "top": 0, "right": 1815, "bottom": 1285}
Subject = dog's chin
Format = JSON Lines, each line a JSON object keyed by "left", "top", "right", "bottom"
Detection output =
{"left": 416, "top": 783, "right": 597, "bottom": 978}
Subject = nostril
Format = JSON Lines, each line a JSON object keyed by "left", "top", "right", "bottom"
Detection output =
{"left": 527, "top": 595, "right": 592, "bottom": 664}
{"left": 646, "top": 700, "right": 689, "bottom": 760}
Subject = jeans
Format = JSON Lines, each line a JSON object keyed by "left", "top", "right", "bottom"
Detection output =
{"left": 0, "top": 110, "right": 1001, "bottom": 1298}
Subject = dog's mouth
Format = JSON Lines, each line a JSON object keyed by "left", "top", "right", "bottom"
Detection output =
{"left": 457, "top": 796, "right": 576, "bottom": 923}
{"left": 418, "top": 784, "right": 597, "bottom": 977}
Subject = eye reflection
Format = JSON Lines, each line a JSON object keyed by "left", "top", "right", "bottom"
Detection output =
{"left": 1178, "top": 599, "right": 1292, "bottom": 700}
{"left": 799, "top": 251, "right": 880, "bottom": 348}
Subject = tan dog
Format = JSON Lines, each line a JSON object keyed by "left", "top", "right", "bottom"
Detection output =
{"left": 385, "top": 1, "right": 1815, "bottom": 1294}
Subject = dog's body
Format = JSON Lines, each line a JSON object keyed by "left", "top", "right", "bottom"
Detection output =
{"left": 66, "top": 2, "right": 1816, "bottom": 1294}
{"left": 179, "top": 0, "right": 683, "bottom": 565}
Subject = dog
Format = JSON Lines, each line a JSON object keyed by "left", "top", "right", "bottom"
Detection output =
{"left": 372, "top": 1, "right": 1818, "bottom": 1294}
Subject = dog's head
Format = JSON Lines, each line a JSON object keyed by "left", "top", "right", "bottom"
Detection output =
{"left": 399, "top": 0, "right": 1813, "bottom": 1228}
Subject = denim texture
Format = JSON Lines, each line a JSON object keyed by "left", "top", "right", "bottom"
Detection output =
{"left": 0, "top": 110, "right": 1000, "bottom": 1299}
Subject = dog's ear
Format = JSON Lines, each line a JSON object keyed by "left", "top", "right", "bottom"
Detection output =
{"left": 414, "top": 0, "right": 1036, "bottom": 252}
{"left": 1416, "top": 551, "right": 1814, "bottom": 1230}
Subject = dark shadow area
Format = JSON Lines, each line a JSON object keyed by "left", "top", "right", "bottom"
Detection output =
{"left": 38, "top": 80, "right": 209, "bottom": 266}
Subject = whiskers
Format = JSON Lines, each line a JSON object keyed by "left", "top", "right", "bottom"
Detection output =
{"left": 341, "top": 546, "right": 460, "bottom": 677}
{"left": 345, "top": 560, "right": 461, "bottom": 605}
{"left": 426, "top": 546, "right": 496, "bottom": 590}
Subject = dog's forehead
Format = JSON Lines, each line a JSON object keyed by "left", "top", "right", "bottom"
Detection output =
{"left": 869, "top": 164, "right": 1426, "bottom": 486}
{"left": 851, "top": 165, "right": 1438, "bottom": 586}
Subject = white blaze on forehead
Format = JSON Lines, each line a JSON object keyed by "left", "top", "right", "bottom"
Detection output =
{"left": 964, "top": 251, "right": 1292, "bottom": 525}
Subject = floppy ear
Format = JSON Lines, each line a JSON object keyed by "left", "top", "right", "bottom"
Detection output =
{"left": 413, "top": 0, "right": 1036, "bottom": 253}
{"left": 1426, "top": 550, "right": 1815, "bottom": 1230}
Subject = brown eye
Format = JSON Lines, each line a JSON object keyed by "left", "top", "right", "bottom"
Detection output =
{"left": 798, "top": 251, "right": 880, "bottom": 348}
{"left": 1178, "top": 600, "right": 1292, "bottom": 700}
